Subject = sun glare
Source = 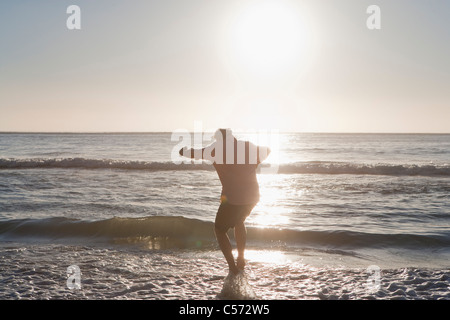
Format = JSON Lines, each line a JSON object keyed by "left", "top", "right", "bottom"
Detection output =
{"left": 243, "top": 249, "right": 293, "bottom": 264}
{"left": 246, "top": 174, "right": 293, "bottom": 229}
{"left": 228, "top": 1, "right": 309, "bottom": 76}
{"left": 235, "top": 129, "right": 281, "bottom": 165}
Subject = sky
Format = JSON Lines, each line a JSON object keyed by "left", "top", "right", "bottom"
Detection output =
{"left": 0, "top": 0, "right": 449, "bottom": 133}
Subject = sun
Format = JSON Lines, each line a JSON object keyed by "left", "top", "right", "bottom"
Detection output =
{"left": 227, "top": 1, "right": 309, "bottom": 76}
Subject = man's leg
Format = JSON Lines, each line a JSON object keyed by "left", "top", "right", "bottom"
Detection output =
{"left": 234, "top": 222, "right": 246, "bottom": 271}
{"left": 214, "top": 226, "right": 239, "bottom": 275}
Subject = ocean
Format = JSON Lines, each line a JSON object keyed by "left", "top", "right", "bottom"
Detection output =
{"left": 0, "top": 132, "right": 449, "bottom": 300}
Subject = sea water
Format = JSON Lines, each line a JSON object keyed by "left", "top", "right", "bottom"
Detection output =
{"left": 0, "top": 132, "right": 449, "bottom": 299}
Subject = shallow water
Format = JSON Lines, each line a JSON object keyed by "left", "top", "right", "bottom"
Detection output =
{"left": 1, "top": 243, "right": 448, "bottom": 300}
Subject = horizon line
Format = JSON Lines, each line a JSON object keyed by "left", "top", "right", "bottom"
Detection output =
{"left": 0, "top": 131, "right": 449, "bottom": 135}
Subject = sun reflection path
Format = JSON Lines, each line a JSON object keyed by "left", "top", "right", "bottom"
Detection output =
{"left": 243, "top": 249, "right": 291, "bottom": 264}
{"left": 248, "top": 174, "right": 301, "bottom": 229}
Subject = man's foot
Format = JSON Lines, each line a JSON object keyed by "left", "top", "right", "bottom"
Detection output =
{"left": 236, "top": 256, "right": 246, "bottom": 271}
{"left": 229, "top": 265, "right": 240, "bottom": 275}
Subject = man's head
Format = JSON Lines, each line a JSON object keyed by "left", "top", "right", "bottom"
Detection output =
{"left": 214, "top": 128, "right": 233, "bottom": 141}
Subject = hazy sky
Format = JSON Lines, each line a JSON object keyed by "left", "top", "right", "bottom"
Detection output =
{"left": 1, "top": 0, "right": 449, "bottom": 132}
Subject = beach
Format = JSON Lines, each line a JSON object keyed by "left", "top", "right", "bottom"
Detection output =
{"left": 0, "top": 132, "right": 449, "bottom": 300}
{"left": 1, "top": 242, "right": 449, "bottom": 300}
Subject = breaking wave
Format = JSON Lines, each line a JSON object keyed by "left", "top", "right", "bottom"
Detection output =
{"left": 0, "top": 216, "right": 448, "bottom": 250}
{"left": 0, "top": 158, "right": 449, "bottom": 177}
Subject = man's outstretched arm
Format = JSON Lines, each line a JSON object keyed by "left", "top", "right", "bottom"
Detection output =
{"left": 179, "top": 142, "right": 217, "bottom": 162}
{"left": 179, "top": 147, "right": 205, "bottom": 160}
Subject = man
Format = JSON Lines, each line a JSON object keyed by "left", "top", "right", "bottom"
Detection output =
{"left": 179, "top": 128, "right": 271, "bottom": 275}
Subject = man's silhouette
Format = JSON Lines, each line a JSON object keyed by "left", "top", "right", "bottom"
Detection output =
{"left": 179, "top": 128, "right": 271, "bottom": 275}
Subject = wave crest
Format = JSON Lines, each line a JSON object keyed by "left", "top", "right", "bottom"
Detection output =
{"left": 0, "top": 216, "right": 448, "bottom": 249}
{"left": 1, "top": 158, "right": 449, "bottom": 176}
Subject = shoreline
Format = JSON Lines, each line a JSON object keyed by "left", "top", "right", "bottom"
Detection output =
{"left": 0, "top": 241, "right": 448, "bottom": 300}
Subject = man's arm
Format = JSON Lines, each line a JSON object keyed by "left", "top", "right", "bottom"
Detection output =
{"left": 179, "top": 142, "right": 216, "bottom": 161}
{"left": 179, "top": 147, "right": 205, "bottom": 160}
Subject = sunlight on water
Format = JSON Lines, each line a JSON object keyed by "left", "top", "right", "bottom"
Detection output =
{"left": 243, "top": 249, "right": 292, "bottom": 265}
{"left": 250, "top": 174, "right": 304, "bottom": 228}
{"left": 249, "top": 206, "right": 291, "bottom": 228}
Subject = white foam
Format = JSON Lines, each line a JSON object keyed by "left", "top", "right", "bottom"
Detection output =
{"left": 1, "top": 157, "right": 449, "bottom": 176}
{"left": 1, "top": 244, "right": 449, "bottom": 300}
{"left": 217, "top": 271, "right": 257, "bottom": 300}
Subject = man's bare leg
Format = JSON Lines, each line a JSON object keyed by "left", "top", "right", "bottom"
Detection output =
{"left": 234, "top": 222, "right": 247, "bottom": 271}
{"left": 214, "top": 226, "right": 239, "bottom": 275}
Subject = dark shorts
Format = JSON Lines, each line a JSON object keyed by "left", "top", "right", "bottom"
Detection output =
{"left": 214, "top": 202, "right": 255, "bottom": 232}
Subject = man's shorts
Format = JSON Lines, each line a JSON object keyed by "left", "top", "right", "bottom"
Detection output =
{"left": 214, "top": 202, "right": 256, "bottom": 233}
